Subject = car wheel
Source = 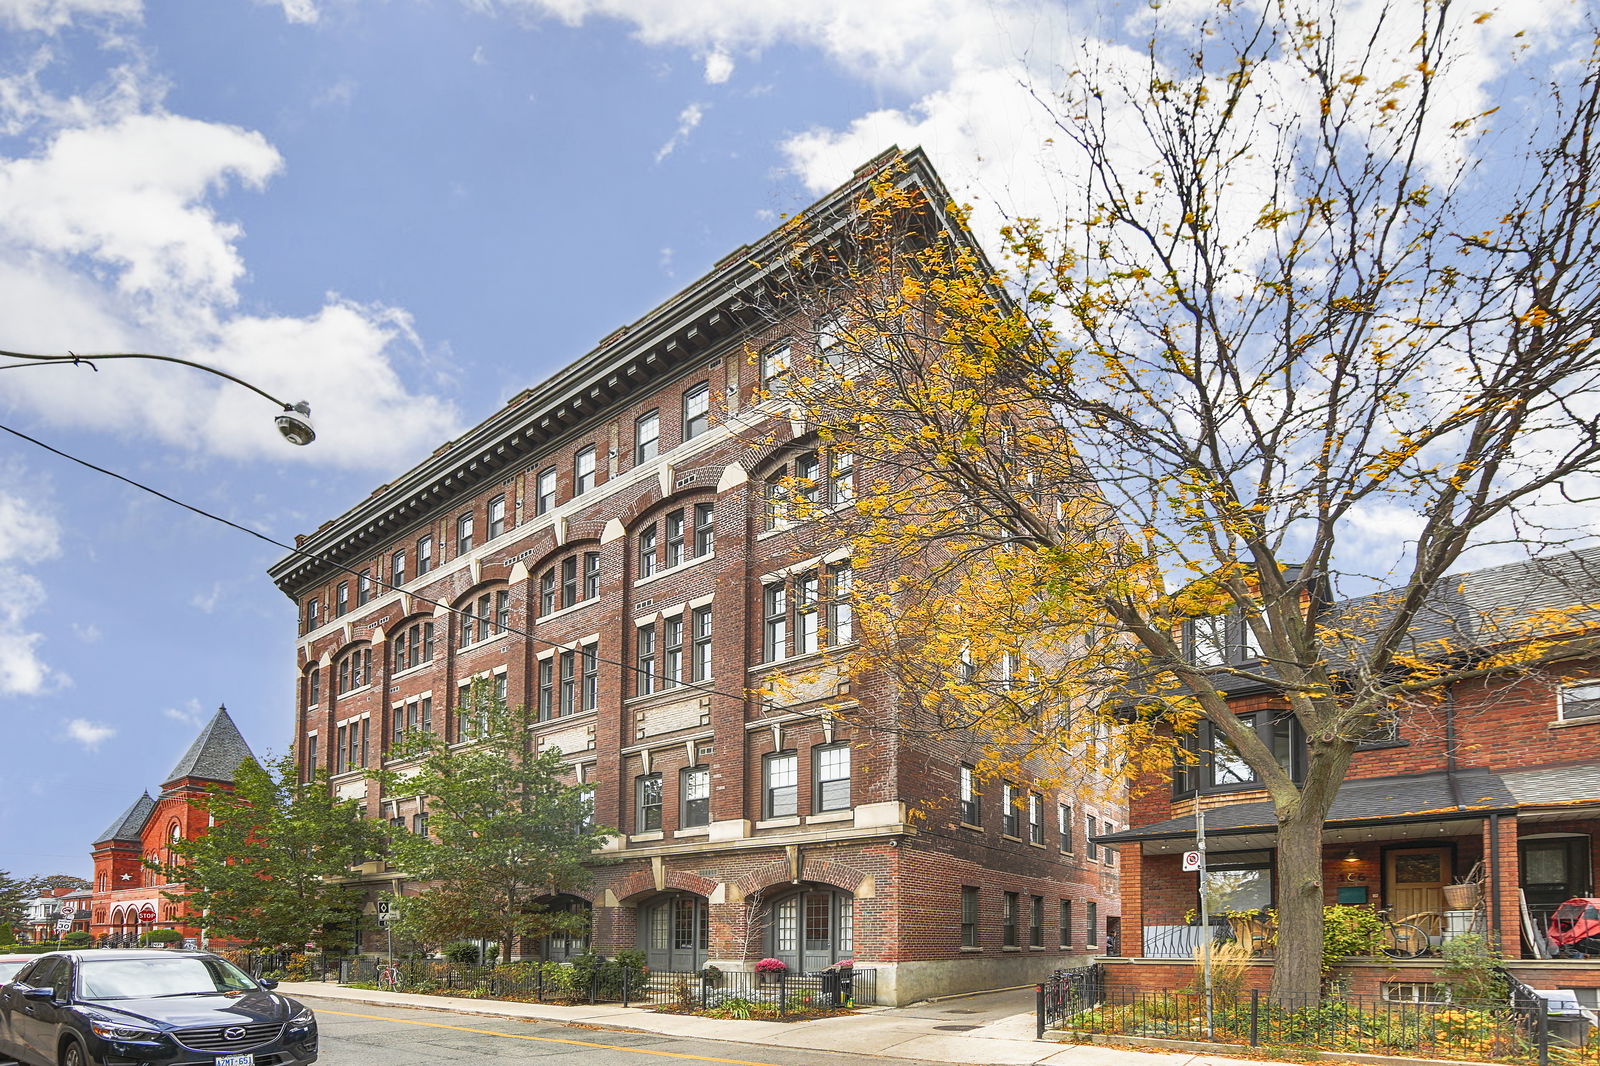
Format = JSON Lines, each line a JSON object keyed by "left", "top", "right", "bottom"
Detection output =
{"left": 59, "top": 1038, "right": 92, "bottom": 1066}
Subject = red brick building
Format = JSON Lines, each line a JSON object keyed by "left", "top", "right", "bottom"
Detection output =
{"left": 88, "top": 707, "right": 257, "bottom": 946}
{"left": 268, "top": 148, "right": 1122, "bottom": 1004}
{"left": 1094, "top": 549, "right": 1600, "bottom": 1002}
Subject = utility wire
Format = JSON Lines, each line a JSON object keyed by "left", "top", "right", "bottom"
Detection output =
{"left": 0, "top": 420, "right": 768, "bottom": 709}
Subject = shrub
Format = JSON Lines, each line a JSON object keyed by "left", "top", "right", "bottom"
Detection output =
{"left": 139, "top": 929, "right": 184, "bottom": 946}
{"left": 1438, "top": 933, "right": 1506, "bottom": 1004}
{"left": 1321, "top": 905, "right": 1385, "bottom": 974}
{"left": 62, "top": 931, "right": 93, "bottom": 947}
{"left": 442, "top": 941, "right": 482, "bottom": 966}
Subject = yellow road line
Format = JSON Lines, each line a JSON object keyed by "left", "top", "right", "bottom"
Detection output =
{"left": 317, "top": 1007, "right": 795, "bottom": 1066}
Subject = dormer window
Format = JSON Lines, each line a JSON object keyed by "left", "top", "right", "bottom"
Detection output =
{"left": 1175, "top": 711, "right": 1303, "bottom": 798}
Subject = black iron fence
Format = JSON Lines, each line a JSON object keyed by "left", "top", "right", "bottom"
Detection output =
{"left": 225, "top": 952, "right": 876, "bottom": 1012}
{"left": 1039, "top": 983, "right": 1581, "bottom": 1064}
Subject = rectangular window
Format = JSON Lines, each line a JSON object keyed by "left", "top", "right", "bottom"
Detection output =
{"left": 763, "top": 584, "right": 787, "bottom": 662}
{"left": 540, "top": 569, "right": 557, "bottom": 616}
{"left": 636, "top": 410, "right": 660, "bottom": 464}
{"left": 336, "top": 582, "right": 349, "bottom": 615}
{"left": 636, "top": 774, "right": 663, "bottom": 832}
{"left": 682, "top": 766, "right": 710, "bottom": 828}
{"left": 683, "top": 382, "right": 710, "bottom": 439}
{"left": 335, "top": 724, "right": 347, "bottom": 773}
{"left": 760, "top": 343, "right": 790, "bottom": 391}
{"left": 1086, "top": 902, "right": 1098, "bottom": 945}
{"left": 1561, "top": 680, "right": 1600, "bottom": 721}
{"left": 1103, "top": 820, "right": 1116, "bottom": 865}
{"left": 764, "top": 475, "right": 788, "bottom": 531}
{"left": 1060, "top": 900, "right": 1073, "bottom": 948}
{"left": 391, "top": 550, "right": 406, "bottom": 587}
{"left": 583, "top": 552, "right": 601, "bottom": 599}
{"left": 536, "top": 467, "right": 557, "bottom": 514}
{"left": 1002, "top": 783, "right": 1019, "bottom": 837}
{"left": 495, "top": 590, "right": 510, "bottom": 634}
{"left": 1189, "top": 615, "right": 1228, "bottom": 666}
{"left": 960, "top": 886, "right": 979, "bottom": 948}
{"left": 1059, "top": 804, "right": 1073, "bottom": 851}
{"left": 815, "top": 745, "right": 851, "bottom": 812}
{"left": 795, "top": 572, "right": 819, "bottom": 654}
{"left": 816, "top": 312, "right": 845, "bottom": 364}
{"left": 421, "top": 696, "right": 432, "bottom": 732}
{"left": 1202, "top": 851, "right": 1274, "bottom": 915}
{"left": 764, "top": 751, "right": 798, "bottom": 818}
{"left": 960, "top": 765, "right": 980, "bottom": 825}
{"left": 693, "top": 502, "right": 714, "bottom": 556}
{"left": 418, "top": 535, "right": 433, "bottom": 575}
{"left": 560, "top": 650, "right": 576, "bottom": 717}
{"left": 582, "top": 644, "right": 599, "bottom": 711}
{"left": 456, "top": 512, "right": 474, "bottom": 555}
{"left": 665, "top": 509, "right": 685, "bottom": 568}
{"left": 488, "top": 494, "right": 507, "bottom": 540}
{"left": 638, "top": 525, "right": 657, "bottom": 578}
{"left": 1028, "top": 793, "right": 1044, "bottom": 845}
{"left": 539, "top": 658, "right": 555, "bottom": 720}
{"left": 830, "top": 451, "right": 854, "bottom": 504}
{"left": 829, "top": 564, "right": 854, "bottom": 645}
{"left": 636, "top": 624, "right": 657, "bottom": 695}
{"left": 305, "top": 597, "right": 319, "bottom": 632}
{"left": 357, "top": 569, "right": 373, "bottom": 606}
{"left": 412, "top": 811, "right": 429, "bottom": 836}
{"left": 794, "top": 451, "right": 820, "bottom": 511}
{"left": 575, "top": 445, "right": 596, "bottom": 494}
{"left": 1030, "top": 896, "right": 1044, "bottom": 948}
{"left": 1003, "top": 892, "right": 1019, "bottom": 947}
{"left": 691, "top": 605, "right": 713, "bottom": 682}
{"left": 306, "top": 734, "right": 318, "bottom": 774}
{"left": 662, "top": 615, "right": 684, "bottom": 689}
{"left": 1085, "top": 816, "right": 1098, "bottom": 860}
{"left": 308, "top": 668, "right": 321, "bottom": 707}
{"left": 562, "top": 556, "right": 579, "bottom": 608}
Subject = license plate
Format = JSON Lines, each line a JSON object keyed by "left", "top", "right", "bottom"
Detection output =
{"left": 216, "top": 1055, "right": 254, "bottom": 1066}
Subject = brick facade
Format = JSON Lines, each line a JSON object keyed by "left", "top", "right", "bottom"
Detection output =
{"left": 270, "top": 150, "right": 1122, "bottom": 1005}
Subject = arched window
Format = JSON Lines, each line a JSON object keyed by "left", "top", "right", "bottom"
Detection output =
{"left": 537, "top": 551, "right": 601, "bottom": 617}
{"left": 337, "top": 645, "right": 373, "bottom": 694}
{"left": 458, "top": 587, "right": 511, "bottom": 647}
{"left": 392, "top": 618, "right": 436, "bottom": 672}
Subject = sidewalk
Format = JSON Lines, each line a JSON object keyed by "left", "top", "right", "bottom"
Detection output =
{"left": 275, "top": 980, "right": 1264, "bottom": 1066}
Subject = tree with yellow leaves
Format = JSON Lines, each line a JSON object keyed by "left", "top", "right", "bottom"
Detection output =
{"left": 754, "top": 2, "right": 1600, "bottom": 998}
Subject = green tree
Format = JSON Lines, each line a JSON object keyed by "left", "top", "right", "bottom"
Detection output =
{"left": 371, "top": 680, "right": 616, "bottom": 962}
{"left": 763, "top": 5, "right": 1600, "bottom": 998}
{"left": 0, "top": 870, "right": 35, "bottom": 934}
{"left": 157, "top": 752, "right": 384, "bottom": 950}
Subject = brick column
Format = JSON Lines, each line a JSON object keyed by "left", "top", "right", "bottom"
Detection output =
{"left": 1120, "top": 846, "right": 1146, "bottom": 957}
{"left": 1484, "top": 814, "right": 1521, "bottom": 958}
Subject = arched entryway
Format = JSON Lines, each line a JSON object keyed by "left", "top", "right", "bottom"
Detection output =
{"left": 538, "top": 894, "right": 592, "bottom": 961}
{"left": 636, "top": 893, "right": 708, "bottom": 973}
{"left": 766, "top": 886, "right": 854, "bottom": 974}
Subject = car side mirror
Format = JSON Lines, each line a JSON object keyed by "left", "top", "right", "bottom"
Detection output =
{"left": 257, "top": 978, "right": 278, "bottom": 990}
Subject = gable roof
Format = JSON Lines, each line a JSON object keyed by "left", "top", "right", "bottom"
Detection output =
{"left": 95, "top": 791, "right": 155, "bottom": 844}
{"left": 162, "top": 706, "right": 256, "bottom": 787}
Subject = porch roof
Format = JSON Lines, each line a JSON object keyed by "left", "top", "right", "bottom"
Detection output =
{"left": 1500, "top": 764, "right": 1600, "bottom": 808}
{"left": 1096, "top": 768, "right": 1516, "bottom": 847}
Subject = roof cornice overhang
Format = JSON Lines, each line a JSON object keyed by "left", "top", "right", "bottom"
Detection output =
{"left": 269, "top": 147, "right": 967, "bottom": 596}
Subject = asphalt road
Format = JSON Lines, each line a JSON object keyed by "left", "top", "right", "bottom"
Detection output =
{"left": 304, "top": 995, "right": 955, "bottom": 1066}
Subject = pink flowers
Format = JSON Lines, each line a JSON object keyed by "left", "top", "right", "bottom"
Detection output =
{"left": 754, "top": 957, "right": 788, "bottom": 974}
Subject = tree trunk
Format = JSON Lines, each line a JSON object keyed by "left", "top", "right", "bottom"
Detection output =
{"left": 1271, "top": 805, "right": 1327, "bottom": 999}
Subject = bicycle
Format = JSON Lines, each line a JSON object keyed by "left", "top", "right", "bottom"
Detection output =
{"left": 377, "top": 965, "right": 404, "bottom": 992}
{"left": 1378, "top": 910, "right": 1433, "bottom": 959}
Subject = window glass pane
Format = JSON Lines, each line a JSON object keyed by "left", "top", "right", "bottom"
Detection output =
{"left": 1201, "top": 865, "right": 1272, "bottom": 914}
{"left": 1210, "top": 732, "right": 1256, "bottom": 786}
{"left": 1191, "top": 616, "right": 1228, "bottom": 666}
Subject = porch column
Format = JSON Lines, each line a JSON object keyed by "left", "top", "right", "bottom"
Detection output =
{"left": 1484, "top": 814, "right": 1522, "bottom": 958}
{"left": 1120, "top": 847, "right": 1146, "bottom": 957}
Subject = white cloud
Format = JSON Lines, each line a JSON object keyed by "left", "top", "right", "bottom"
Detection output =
{"left": 654, "top": 102, "right": 703, "bottom": 163}
{"left": 703, "top": 50, "right": 733, "bottom": 84}
{"left": 0, "top": 483, "right": 62, "bottom": 696}
{"left": 190, "top": 582, "right": 225, "bottom": 614}
{"left": 0, "top": 66, "right": 463, "bottom": 471}
{"left": 163, "top": 699, "right": 204, "bottom": 728}
{"left": 257, "top": 0, "right": 316, "bottom": 23}
{"left": 472, "top": 45, "right": 489, "bottom": 66}
{"left": 70, "top": 623, "right": 100, "bottom": 643}
{"left": 64, "top": 717, "right": 114, "bottom": 749}
{"left": 0, "top": 0, "right": 138, "bottom": 33}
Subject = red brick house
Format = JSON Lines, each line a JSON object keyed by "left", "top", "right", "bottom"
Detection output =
{"left": 1094, "top": 548, "right": 1600, "bottom": 1002}
{"left": 88, "top": 707, "right": 257, "bottom": 946}
{"left": 268, "top": 148, "right": 1123, "bottom": 1005}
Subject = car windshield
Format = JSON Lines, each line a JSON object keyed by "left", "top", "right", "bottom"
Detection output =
{"left": 79, "top": 957, "right": 259, "bottom": 1000}
{"left": 0, "top": 961, "right": 25, "bottom": 982}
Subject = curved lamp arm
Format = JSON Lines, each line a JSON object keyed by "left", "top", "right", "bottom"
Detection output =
{"left": 0, "top": 349, "right": 315, "bottom": 445}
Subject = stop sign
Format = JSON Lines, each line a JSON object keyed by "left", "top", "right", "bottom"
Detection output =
{"left": 138, "top": 905, "right": 157, "bottom": 922}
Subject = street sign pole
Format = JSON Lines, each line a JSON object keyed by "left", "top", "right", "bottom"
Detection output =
{"left": 1196, "top": 803, "right": 1213, "bottom": 1039}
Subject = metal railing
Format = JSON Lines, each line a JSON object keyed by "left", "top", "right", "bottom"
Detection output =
{"left": 1040, "top": 983, "right": 1577, "bottom": 1063}
{"left": 1140, "top": 920, "right": 1230, "bottom": 959}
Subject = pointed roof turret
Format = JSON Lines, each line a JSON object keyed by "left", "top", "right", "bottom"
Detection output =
{"left": 162, "top": 705, "right": 256, "bottom": 787}
{"left": 95, "top": 791, "right": 155, "bottom": 844}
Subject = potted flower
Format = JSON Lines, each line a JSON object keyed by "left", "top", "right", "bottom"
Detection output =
{"left": 754, "top": 958, "right": 787, "bottom": 985}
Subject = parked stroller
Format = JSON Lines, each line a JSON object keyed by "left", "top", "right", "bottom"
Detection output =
{"left": 1546, "top": 898, "right": 1600, "bottom": 957}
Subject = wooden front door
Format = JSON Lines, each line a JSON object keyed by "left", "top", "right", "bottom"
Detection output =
{"left": 1386, "top": 847, "right": 1452, "bottom": 918}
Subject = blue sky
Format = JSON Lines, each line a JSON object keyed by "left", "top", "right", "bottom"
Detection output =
{"left": 0, "top": 0, "right": 1581, "bottom": 881}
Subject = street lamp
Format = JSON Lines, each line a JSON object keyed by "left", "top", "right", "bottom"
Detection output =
{"left": 0, "top": 349, "right": 316, "bottom": 445}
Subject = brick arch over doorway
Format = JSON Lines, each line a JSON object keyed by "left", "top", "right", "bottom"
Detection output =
{"left": 735, "top": 856, "right": 868, "bottom": 898}
{"left": 613, "top": 868, "right": 718, "bottom": 903}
